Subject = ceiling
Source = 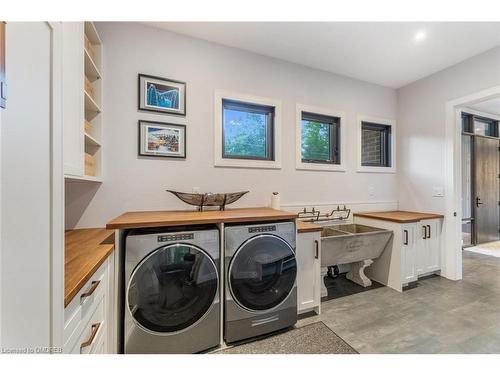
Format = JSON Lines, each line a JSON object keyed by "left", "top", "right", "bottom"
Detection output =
{"left": 469, "top": 97, "right": 500, "bottom": 116}
{"left": 147, "top": 22, "right": 500, "bottom": 88}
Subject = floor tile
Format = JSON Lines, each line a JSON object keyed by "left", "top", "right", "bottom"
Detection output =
{"left": 314, "top": 251, "right": 500, "bottom": 354}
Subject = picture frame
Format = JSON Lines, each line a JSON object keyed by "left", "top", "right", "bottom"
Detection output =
{"left": 138, "top": 73, "right": 186, "bottom": 116}
{"left": 138, "top": 120, "right": 186, "bottom": 158}
{"left": 0, "top": 22, "right": 6, "bottom": 109}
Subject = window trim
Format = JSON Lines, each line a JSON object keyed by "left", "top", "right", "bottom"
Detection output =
{"left": 357, "top": 115, "right": 396, "bottom": 174}
{"left": 214, "top": 90, "right": 282, "bottom": 169}
{"left": 295, "top": 104, "right": 347, "bottom": 172}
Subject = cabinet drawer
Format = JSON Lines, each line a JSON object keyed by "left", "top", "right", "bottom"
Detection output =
{"left": 69, "top": 295, "right": 106, "bottom": 354}
{"left": 64, "top": 259, "right": 108, "bottom": 350}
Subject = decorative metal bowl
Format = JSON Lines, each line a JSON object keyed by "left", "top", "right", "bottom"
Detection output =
{"left": 167, "top": 190, "right": 249, "bottom": 211}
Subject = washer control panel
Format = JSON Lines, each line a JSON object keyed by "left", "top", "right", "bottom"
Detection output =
{"left": 157, "top": 233, "right": 194, "bottom": 242}
{"left": 248, "top": 225, "right": 276, "bottom": 233}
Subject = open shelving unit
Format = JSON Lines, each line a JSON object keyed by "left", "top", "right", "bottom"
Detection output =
{"left": 83, "top": 21, "right": 103, "bottom": 181}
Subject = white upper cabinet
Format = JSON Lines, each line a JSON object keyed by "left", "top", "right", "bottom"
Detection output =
{"left": 63, "top": 22, "right": 103, "bottom": 182}
{"left": 62, "top": 22, "right": 84, "bottom": 177}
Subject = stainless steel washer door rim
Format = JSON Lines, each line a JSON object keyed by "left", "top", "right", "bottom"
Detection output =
{"left": 126, "top": 242, "right": 219, "bottom": 336}
{"left": 228, "top": 234, "right": 297, "bottom": 313}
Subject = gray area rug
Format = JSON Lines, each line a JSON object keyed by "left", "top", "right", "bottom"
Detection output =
{"left": 217, "top": 322, "right": 358, "bottom": 354}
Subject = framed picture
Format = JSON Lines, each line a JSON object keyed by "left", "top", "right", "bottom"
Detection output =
{"left": 0, "top": 22, "right": 6, "bottom": 109}
{"left": 138, "top": 74, "right": 186, "bottom": 116}
{"left": 138, "top": 120, "right": 186, "bottom": 158}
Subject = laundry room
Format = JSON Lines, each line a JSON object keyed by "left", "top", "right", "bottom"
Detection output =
{"left": 2, "top": 2, "right": 500, "bottom": 372}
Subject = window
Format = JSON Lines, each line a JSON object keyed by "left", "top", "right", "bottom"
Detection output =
{"left": 462, "top": 112, "right": 498, "bottom": 137}
{"left": 361, "top": 121, "right": 392, "bottom": 167}
{"left": 222, "top": 99, "right": 275, "bottom": 161}
{"left": 295, "top": 104, "right": 346, "bottom": 171}
{"left": 214, "top": 91, "right": 281, "bottom": 169}
{"left": 357, "top": 115, "right": 395, "bottom": 173}
{"left": 301, "top": 112, "right": 340, "bottom": 164}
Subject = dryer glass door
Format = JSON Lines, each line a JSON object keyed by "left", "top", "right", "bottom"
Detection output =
{"left": 229, "top": 234, "right": 296, "bottom": 311}
{"left": 127, "top": 244, "right": 218, "bottom": 333}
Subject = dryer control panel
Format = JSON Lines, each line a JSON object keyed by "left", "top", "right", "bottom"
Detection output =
{"left": 248, "top": 225, "right": 276, "bottom": 233}
{"left": 158, "top": 233, "right": 194, "bottom": 242}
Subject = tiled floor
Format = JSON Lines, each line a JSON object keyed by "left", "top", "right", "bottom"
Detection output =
{"left": 465, "top": 241, "right": 500, "bottom": 258}
{"left": 297, "top": 251, "right": 500, "bottom": 353}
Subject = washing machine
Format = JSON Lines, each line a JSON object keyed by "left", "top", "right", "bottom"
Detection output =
{"left": 224, "top": 221, "right": 297, "bottom": 343}
{"left": 124, "top": 226, "right": 220, "bottom": 353}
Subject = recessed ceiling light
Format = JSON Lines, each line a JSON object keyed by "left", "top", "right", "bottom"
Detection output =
{"left": 413, "top": 30, "right": 427, "bottom": 43}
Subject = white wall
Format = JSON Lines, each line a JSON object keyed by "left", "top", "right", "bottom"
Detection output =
{"left": 68, "top": 22, "right": 398, "bottom": 228}
{"left": 1, "top": 22, "right": 52, "bottom": 350}
{"left": 397, "top": 47, "right": 500, "bottom": 213}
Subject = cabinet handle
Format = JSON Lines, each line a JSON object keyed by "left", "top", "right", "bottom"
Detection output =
{"left": 80, "top": 280, "right": 100, "bottom": 302}
{"left": 427, "top": 225, "right": 431, "bottom": 238}
{"left": 314, "top": 240, "right": 319, "bottom": 259}
{"left": 403, "top": 230, "right": 409, "bottom": 245}
{"left": 80, "top": 322, "right": 100, "bottom": 352}
{"left": 422, "top": 226, "right": 427, "bottom": 240}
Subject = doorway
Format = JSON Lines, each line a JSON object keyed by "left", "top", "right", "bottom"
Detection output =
{"left": 444, "top": 86, "right": 500, "bottom": 281}
{"left": 461, "top": 111, "right": 500, "bottom": 248}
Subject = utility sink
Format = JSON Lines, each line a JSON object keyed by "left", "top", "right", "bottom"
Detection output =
{"left": 319, "top": 223, "right": 393, "bottom": 287}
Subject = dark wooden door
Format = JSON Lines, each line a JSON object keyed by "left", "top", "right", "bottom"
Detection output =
{"left": 474, "top": 136, "right": 500, "bottom": 244}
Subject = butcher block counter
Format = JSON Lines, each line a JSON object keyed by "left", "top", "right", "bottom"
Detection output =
{"left": 106, "top": 207, "right": 298, "bottom": 230}
{"left": 354, "top": 210, "right": 444, "bottom": 224}
{"left": 64, "top": 228, "right": 115, "bottom": 307}
{"left": 297, "top": 220, "right": 323, "bottom": 233}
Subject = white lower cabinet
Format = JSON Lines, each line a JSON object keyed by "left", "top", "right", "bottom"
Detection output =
{"left": 401, "top": 223, "right": 418, "bottom": 284}
{"left": 63, "top": 255, "right": 113, "bottom": 354}
{"left": 355, "top": 216, "right": 443, "bottom": 292}
{"left": 296, "top": 231, "right": 321, "bottom": 315}
{"left": 401, "top": 219, "right": 442, "bottom": 285}
{"left": 418, "top": 219, "right": 442, "bottom": 276}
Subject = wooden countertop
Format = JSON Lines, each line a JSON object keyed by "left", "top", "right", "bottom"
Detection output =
{"left": 297, "top": 221, "right": 323, "bottom": 233}
{"left": 106, "top": 207, "right": 298, "bottom": 230}
{"left": 354, "top": 210, "right": 444, "bottom": 223}
{"left": 65, "top": 228, "right": 115, "bottom": 307}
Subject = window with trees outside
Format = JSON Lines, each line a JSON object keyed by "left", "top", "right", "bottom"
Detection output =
{"left": 301, "top": 111, "right": 340, "bottom": 164}
{"left": 222, "top": 99, "right": 275, "bottom": 161}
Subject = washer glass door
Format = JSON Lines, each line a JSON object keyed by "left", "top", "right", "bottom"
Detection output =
{"left": 229, "top": 234, "right": 296, "bottom": 311}
{"left": 127, "top": 243, "right": 218, "bottom": 333}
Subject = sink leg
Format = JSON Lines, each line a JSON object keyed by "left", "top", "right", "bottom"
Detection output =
{"left": 320, "top": 267, "right": 328, "bottom": 298}
{"left": 346, "top": 259, "right": 374, "bottom": 287}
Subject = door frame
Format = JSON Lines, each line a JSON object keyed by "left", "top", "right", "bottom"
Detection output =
{"left": 444, "top": 85, "right": 500, "bottom": 280}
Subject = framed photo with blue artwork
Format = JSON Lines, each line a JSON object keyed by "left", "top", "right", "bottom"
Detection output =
{"left": 138, "top": 74, "right": 186, "bottom": 116}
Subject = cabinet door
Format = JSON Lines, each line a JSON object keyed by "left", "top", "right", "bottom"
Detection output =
{"left": 62, "top": 22, "right": 84, "bottom": 176}
{"left": 296, "top": 231, "right": 321, "bottom": 314}
{"left": 401, "top": 224, "right": 418, "bottom": 284}
{"left": 416, "top": 224, "right": 427, "bottom": 276}
{"left": 422, "top": 219, "right": 441, "bottom": 273}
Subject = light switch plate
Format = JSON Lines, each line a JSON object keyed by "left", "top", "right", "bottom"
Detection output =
{"left": 433, "top": 187, "right": 444, "bottom": 197}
